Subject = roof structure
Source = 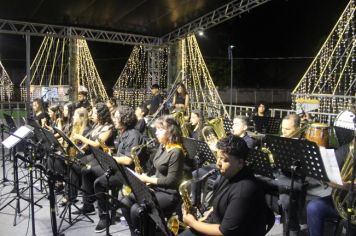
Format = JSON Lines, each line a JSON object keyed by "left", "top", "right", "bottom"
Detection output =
{"left": 0, "top": 0, "right": 272, "bottom": 45}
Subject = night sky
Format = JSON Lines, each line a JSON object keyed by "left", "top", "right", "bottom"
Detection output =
{"left": 0, "top": 0, "right": 350, "bottom": 97}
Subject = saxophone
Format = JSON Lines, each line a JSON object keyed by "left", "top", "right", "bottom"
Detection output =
{"left": 167, "top": 169, "right": 218, "bottom": 235}
{"left": 98, "top": 138, "right": 110, "bottom": 154}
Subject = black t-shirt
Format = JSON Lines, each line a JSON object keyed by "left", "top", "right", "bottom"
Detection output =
{"left": 149, "top": 94, "right": 162, "bottom": 115}
{"left": 135, "top": 119, "right": 146, "bottom": 134}
{"left": 207, "top": 166, "right": 271, "bottom": 236}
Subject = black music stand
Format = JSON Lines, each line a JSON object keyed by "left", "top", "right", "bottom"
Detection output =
{"left": 265, "top": 135, "right": 329, "bottom": 236}
{"left": 223, "top": 118, "right": 233, "bottom": 134}
{"left": 91, "top": 147, "right": 171, "bottom": 236}
{"left": 182, "top": 137, "right": 216, "bottom": 167}
{"left": 50, "top": 127, "right": 94, "bottom": 235}
{"left": 247, "top": 148, "right": 275, "bottom": 179}
{"left": 253, "top": 116, "right": 282, "bottom": 134}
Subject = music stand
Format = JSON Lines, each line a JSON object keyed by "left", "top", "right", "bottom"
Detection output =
{"left": 223, "top": 118, "right": 233, "bottom": 134}
{"left": 265, "top": 135, "right": 329, "bottom": 235}
{"left": 253, "top": 116, "right": 282, "bottom": 134}
{"left": 182, "top": 137, "right": 216, "bottom": 167}
{"left": 247, "top": 148, "right": 275, "bottom": 179}
{"left": 4, "top": 113, "right": 17, "bottom": 133}
{"left": 91, "top": 147, "right": 171, "bottom": 236}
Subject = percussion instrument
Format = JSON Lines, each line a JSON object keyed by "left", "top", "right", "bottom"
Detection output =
{"left": 305, "top": 123, "right": 329, "bottom": 147}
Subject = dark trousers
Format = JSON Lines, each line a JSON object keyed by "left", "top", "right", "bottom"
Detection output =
{"left": 121, "top": 189, "right": 180, "bottom": 235}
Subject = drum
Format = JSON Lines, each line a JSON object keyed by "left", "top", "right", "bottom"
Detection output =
{"left": 305, "top": 123, "right": 329, "bottom": 147}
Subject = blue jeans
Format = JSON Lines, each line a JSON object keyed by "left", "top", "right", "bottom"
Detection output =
{"left": 306, "top": 196, "right": 338, "bottom": 236}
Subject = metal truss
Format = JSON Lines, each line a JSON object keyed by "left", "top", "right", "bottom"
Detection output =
{"left": 160, "top": 0, "right": 272, "bottom": 43}
{"left": 0, "top": 19, "right": 160, "bottom": 46}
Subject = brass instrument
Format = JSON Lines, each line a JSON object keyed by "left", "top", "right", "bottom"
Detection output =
{"left": 171, "top": 111, "right": 190, "bottom": 138}
{"left": 130, "top": 139, "right": 156, "bottom": 174}
{"left": 98, "top": 138, "right": 110, "bottom": 154}
{"left": 261, "top": 146, "right": 275, "bottom": 167}
{"left": 202, "top": 117, "right": 226, "bottom": 140}
{"left": 332, "top": 141, "right": 356, "bottom": 224}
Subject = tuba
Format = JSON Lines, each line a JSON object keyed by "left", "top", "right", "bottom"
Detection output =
{"left": 332, "top": 141, "right": 356, "bottom": 224}
{"left": 171, "top": 111, "right": 190, "bottom": 138}
{"left": 202, "top": 117, "right": 226, "bottom": 141}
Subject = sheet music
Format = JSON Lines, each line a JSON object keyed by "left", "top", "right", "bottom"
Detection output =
{"left": 2, "top": 125, "right": 33, "bottom": 149}
{"left": 319, "top": 147, "right": 343, "bottom": 185}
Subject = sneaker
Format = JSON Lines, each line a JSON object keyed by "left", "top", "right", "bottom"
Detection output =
{"left": 95, "top": 217, "right": 108, "bottom": 233}
{"left": 72, "top": 204, "right": 95, "bottom": 215}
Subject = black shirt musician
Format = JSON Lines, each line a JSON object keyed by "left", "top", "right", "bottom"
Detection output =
{"left": 82, "top": 106, "right": 144, "bottom": 233}
{"left": 32, "top": 98, "right": 50, "bottom": 127}
{"left": 121, "top": 116, "right": 184, "bottom": 235}
{"left": 147, "top": 83, "right": 162, "bottom": 115}
{"left": 76, "top": 90, "right": 91, "bottom": 110}
{"left": 180, "top": 135, "right": 274, "bottom": 236}
{"left": 134, "top": 105, "right": 148, "bottom": 134}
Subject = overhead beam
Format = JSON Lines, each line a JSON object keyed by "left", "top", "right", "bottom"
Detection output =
{"left": 0, "top": 19, "right": 160, "bottom": 46}
{"left": 160, "top": 0, "right": 272, "bottom": 44}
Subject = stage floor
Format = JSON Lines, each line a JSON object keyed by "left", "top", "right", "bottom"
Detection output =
{"left": 0, "top": 151, "right": 285, "bottom": 236}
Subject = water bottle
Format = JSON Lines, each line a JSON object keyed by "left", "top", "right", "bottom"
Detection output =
{"left": 120, "top": 216, "right": 128, "bottom": 226}
{"left": 275, "top": 214, "right": 281, "bottom": 224}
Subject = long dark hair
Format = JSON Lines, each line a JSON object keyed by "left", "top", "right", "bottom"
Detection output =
{"left": 95, "top": 102, "right": 112, "bottom": 125}
{"left": 118, "top": 106, "right": 137, "bottom": 130}
{"left": 63, "top": 102, "right": 75, "bottom": 124}
{"left": 175, "top": 82, "right": 187, "bottom": 97}
{"left": 161, "top": 116, "right": 183, "bottom": 145}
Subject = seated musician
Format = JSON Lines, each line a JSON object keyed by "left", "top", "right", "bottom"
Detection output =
{"left": 172, "top": 82, "right": 189, "bottom": 114}
{"left": 45, "top": 104, "right": 64, "bottom": 132}
{"left": 277, "top": 114, "right": 307, "bottom": 236}
{"left": 232, "top": 115, "right": 256, "bottom": 148}
{"left": 75, "top": 89, "right": 91, "bottom": 110}
{"left": 121, "top": 116, "right": 184, "bottom": 235}
{"left": 75, "top": 106, "right": 144, "bottom": 232}
{"left": 134, "top": 104, "right": 148, "bottom": 134}
{"left": 190, "top": 115, "right": 255, "bottom": 208}
{"left": 105, "top": 97, "right": 118, "bottom": 118}
{"left": 61, "top": 102, "right": 75, "bottom": 135}
{"left": 253, "top": 102, "right": 270, "bottom": 117}
{"left": 180, "top": 135, "right": 274, "bottom": 236}
{"left": 32, "top": 98, "right": 49, "bottom": 127}
{"left": 306, "top": 123, "right": 355, "bottom": 236}
{"left": 189, "top": 109, "right": 203, "bottom": 141}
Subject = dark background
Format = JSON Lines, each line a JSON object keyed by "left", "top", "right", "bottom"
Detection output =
{"left": 0, "top": 0, "right": 350, "bottom": 97}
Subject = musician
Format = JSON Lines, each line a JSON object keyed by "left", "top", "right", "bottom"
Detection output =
{"left": 62, "top": 102, "right": 75, "bottom": 135}
{"left": 189, "top": 109, "right": 203, "bottom": 141}
{"left": 147, "top": 83, "right": 162, "bottom": 115}
{"left": 306, "top": 126, "right": 355, "bottom": 236}
{"left": 232, "top": 116, "right": 256, "bottom": 148}
{"left": 180, "top": 135, "right": 274, "bottom": 236}
{"left": 277, "top": 113, "right": 307, "bottom": 236}
{"left": 121, "top": 116, "right": 184, "bottom": 235}
{"left": 172, "top": 82, "right": 189, "bottom": 114}
{"left": 77, "top": 106, "right": 144, "bottom": 232}
{"left": 253, "top": 102, "right": 270, "bottom": 117}
{"left": 76, "top": 90, "right": 91, "bottom": 110}
{"left": 32, "top": 98, "right": 49, "bottom": 127}
{"left": 45, "top": 104, "right": 64, "bottom": 131}
{"left": 134, "top": 105, "right": 148, "bottom": 134}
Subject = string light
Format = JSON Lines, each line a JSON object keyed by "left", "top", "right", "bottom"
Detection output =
{"left": 20, "top": 35, "right": 108, "bottom": 102}
{"left": 0, "top": 60, "right": 14, "bottom": 101}
{"left": 292, "top": 0, "right": 355, "bottom": 114}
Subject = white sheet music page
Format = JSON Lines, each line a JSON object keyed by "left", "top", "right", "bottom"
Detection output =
{"left": 319, "top": 147, "right": 343, "bottom": 185}
{"left": 2, "top": 125, "right": 33, "bottom": 149}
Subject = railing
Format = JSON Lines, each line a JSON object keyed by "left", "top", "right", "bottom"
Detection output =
{"left": 1, "top": 101, "right": 339, "bottom": 126}
{"left": 193, "top": 102, "right": 338, "bottom": 125}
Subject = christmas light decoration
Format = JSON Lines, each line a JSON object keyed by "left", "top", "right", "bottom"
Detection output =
{"left": 20, "top": 36, "right": 108, "bottom": 103}
{"left": 0, "top": 60, "right": 13, "bottom": 101}
{"left": 292, "top": 0, "right": 355, "bottom": 117}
